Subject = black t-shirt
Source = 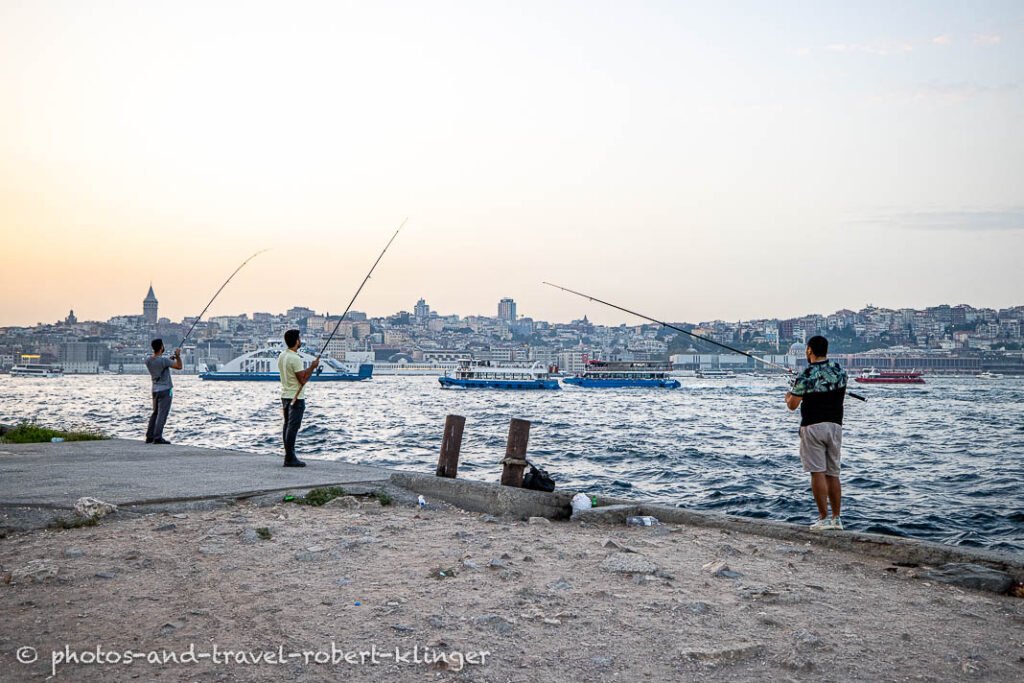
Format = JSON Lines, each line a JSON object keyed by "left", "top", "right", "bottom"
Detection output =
{"left": 790, "top": 360, "right": 847, "bottom": 427}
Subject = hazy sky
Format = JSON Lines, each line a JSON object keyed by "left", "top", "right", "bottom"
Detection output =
{"left": 1, "top": 1, "right": 1021, "bottom": 327}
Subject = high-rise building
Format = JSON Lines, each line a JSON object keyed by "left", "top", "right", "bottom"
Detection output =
{"left": 498, "top": 297, "right": 516, "bottom": 321}
{"left": 143, "top": 285, "right": 158, "bottom": 324}
{"left": 414, "top": 298, "right": 430, "bottom": 321}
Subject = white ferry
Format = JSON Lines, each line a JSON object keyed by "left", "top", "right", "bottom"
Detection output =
{"left": 563, "top": 360, "right": 680, "bottom": 388}
{"left": 439, "top": 359, "right": 560, "bottom": 390}
{"left": 10, "top": 363, "right": 63, "bottom": 378}
{"left": 697, "top": 369, "right": 736, "bottom": 379}
{"left": 371, "top": 361, "right": 460, "bottom": 376}
{"left": 199, "top": 340, "right": 372, "bottom": 382}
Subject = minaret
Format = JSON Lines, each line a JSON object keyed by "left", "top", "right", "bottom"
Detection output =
{"left": 143, "top": 284, "right": 158, "bottom": 324}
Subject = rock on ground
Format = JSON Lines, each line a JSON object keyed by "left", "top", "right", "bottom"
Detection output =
{"left": 921, "top": 563, "right": 1014, "bottom": 594}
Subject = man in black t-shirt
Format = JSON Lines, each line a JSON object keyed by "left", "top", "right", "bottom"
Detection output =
{"left": 785, "top": 335, "right": 848, "bottom": 530}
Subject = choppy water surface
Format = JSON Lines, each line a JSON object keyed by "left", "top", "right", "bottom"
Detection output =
{"left": 2, "top": 374, "right": 1022, "bottom": 553}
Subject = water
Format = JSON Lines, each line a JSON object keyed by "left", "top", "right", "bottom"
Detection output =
{"left": 2, "top": 374, "right": 1022, "bottom": 554}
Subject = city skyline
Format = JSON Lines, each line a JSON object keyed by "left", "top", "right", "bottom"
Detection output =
{"left": 4, "top": 283, "right": 1021, "bottom": 332}
{"left": 1, "top": 2, "right": 1022, "bottom": 326}
{"left": 4, "top": 284, "right": 1020, "bottom": 378}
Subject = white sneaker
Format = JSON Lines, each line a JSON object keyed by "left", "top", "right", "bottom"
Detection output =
{"left": 831, "top": 516, "right": 843, "bottom": 530}
{"left": 809, "top": 517, "right": 832, "bottom": 531}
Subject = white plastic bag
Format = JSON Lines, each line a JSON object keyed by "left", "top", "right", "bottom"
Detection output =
{"left": 571, "top": 492, "right": 592, "bottom": 513}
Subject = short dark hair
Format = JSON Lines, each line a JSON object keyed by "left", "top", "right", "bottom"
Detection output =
{"left": 151, "top": 338, "right": 163, "bottom": 353}
{"left": 284, "top": 329, "right": 301, "bottom": 348}
{"left": 807, "top": 335, "right": 828, "bottom": 357}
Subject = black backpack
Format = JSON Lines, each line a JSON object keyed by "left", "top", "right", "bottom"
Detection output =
{"left": 522, "top": 462, "right": 556, "bottom": 492}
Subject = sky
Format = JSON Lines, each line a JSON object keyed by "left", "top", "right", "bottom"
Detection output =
{"left": 1, "top": 1, "right": 1021, "bottom": 327}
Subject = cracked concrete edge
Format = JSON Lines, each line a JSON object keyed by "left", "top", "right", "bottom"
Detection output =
{"left": 386, "top": 472, "right": 1024, "bottom": 583}
{"left": 1, "top": 464, "right": 1021, "bottom": 586}
{"left": 0, "top": 481, "right": 404, "bottom": 533}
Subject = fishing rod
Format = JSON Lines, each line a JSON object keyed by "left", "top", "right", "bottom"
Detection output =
{"left": 542, "top": 281, "right": 867, "bottom": 402}
{"left": 291, "top": 218, "right": 407, "bottom": 405}
{"left": 179, "top": 249, "right": 270, "bottom": 349}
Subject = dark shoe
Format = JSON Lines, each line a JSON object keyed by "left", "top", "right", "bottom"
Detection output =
{"left": 283, "top": 458, "right": 306, "bottom": 468}
{"left": 145, "top": 438, "right": 154, "bottom": 444}
{"left": 153, "top": 438, "right": 171, "bottom": 445}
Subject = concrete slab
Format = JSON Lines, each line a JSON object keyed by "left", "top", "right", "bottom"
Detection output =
{"left": 0, "top": 439, "right": 391, "bottom": 508}
{"left": 2, "top": 440, "right": 1021, "bottom": 588}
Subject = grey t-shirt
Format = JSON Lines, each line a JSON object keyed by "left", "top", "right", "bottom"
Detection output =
{"left": 146, "top": 355, "right": 174, "bottom": 392}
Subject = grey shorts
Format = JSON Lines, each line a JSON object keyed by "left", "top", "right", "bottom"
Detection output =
{"left": 799, "top": 422, "right": 842, "bottom": 476}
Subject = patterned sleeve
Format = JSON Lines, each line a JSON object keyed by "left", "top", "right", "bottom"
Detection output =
{"left": 789, "top": 370, "right": 810, "bottom": 396}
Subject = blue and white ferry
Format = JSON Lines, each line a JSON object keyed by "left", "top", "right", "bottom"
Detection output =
{"left": 199, "top": 340, "right": 373, "bottom": 382}
{"left": 562, "top": 360, "right": 680, "bottom": 389}
{"left": 439, "top": 359, "right": 560, "bottom": 390}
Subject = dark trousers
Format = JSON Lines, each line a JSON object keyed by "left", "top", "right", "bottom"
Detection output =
{"left": 281, "top": 398, "right": 306, "bottom": 461}
{"left": 146, "top": 389, "right": 172, "bottom": 441}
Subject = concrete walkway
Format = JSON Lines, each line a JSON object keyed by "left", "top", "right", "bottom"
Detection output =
{"left": 2, "top": 439, "right": 1021, "bottom": 586}
{"left": 0, "top": 439, "right": 392, "bottom": 508}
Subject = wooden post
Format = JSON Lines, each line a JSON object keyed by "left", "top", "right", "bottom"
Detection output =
{"left": 500, "top": 418, "right": 531, "bottom": 487}
{"left": 435, "top": 414, "right": 466, "bottom": 478}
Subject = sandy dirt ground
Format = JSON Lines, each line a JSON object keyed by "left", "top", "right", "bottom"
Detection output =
{"left": 1, "top": 498, "right": 1022, "bottom": 682}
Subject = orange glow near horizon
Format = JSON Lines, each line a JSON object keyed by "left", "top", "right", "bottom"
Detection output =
{"left": 1, "top": 2, "right": 1022, "bottom": 327}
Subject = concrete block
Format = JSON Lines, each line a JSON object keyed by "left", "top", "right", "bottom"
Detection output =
{"left": 388, "top": 472, "right": 574, "bottom": 520}
{"left": 570, "top": 505, "right": 640, "bottom": 525}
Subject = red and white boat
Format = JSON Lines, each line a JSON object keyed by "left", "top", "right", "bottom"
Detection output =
{"left": 854, "top": 368, "right": 925, "bottom": 384}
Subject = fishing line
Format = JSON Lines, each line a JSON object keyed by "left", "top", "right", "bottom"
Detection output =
{"left": 291, "top": 218, "right": 407, "bottom": 404}
{"left": 542, "top": 281, "right": 867, "bottom": 402}
{"left": 179, "top": 249, "right": 270, "bottom": 347}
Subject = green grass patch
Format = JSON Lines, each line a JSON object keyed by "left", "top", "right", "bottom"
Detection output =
{"left": 48, "top": 516, "right": 99, "bottom": 530}
{"left": 374, "top": 490, "right": 393, "bottom": 506}
{"left": 1, "top": 421, "right": 109, "bottom": 444}
{"left": 255, "top": 527, "right": 272, "bottom": 540}
{"left": 286, "top": 486, "right": 347, "bottom": 507}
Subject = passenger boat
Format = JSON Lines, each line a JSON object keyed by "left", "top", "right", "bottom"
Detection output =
{"left": 854, "top": 368, "right": 925, "bottom": 384}
{"left": 563, "top": 360, "right": 680, "bottom": 388}
{"left": 976, "top": 371, "right": 1003, "bottom": 379}
{"left": 199, "top": 341, "right": 372, "bottom": 382}
{"left": 439, "top": 360, "right": 560, "bottom": 390}
{"left": 371, "top": 361, "right": 460, "bottom": 376}
{"left": 697, "top": 369, "right": 736, "bottom": 379}
{"left": 10, "top": 363, "right": 63, "bottom": 378}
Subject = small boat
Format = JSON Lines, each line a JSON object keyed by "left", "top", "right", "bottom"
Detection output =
{"left": 854, "top": 368, "right": 925, "bottom": 384}
{"left": 439, "top": 360, "right": 560, "bottom": 390}
{"left": 10, "top": 363, "right": 63, "bottom": 378}
{"left": 199, "top": 340, "right": 372, "bottom": 382}
{"left": 697, "top": 369, "right": 736, "bottom": 379}
{"left": 563, "top": 360, "right": 680, "bottom": 388}
{"left": 977, "top": 371, "right": 1003, "bottom": 379}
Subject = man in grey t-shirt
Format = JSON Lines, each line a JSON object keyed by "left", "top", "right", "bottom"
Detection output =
{"left": 145, "top": 338, "right": 182, "bottom": 444}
